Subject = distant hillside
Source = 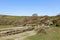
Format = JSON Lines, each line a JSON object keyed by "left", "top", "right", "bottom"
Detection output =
{"left": 0, "top": 15, "right": 60, "bottom": 27}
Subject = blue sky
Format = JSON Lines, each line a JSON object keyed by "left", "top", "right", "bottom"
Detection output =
{"left": 0, "top": 0, "right": 60, "bottom": 16}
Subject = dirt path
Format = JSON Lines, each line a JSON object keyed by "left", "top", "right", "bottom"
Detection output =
{"left": 0, "top": 30, "right": 36, "bottom": 40}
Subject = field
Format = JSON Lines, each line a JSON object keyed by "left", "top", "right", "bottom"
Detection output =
{"left": 26, "top": 27, "right": 60, "bottom": 40}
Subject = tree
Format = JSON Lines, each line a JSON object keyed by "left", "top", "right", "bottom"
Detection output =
{"left": 56, "top": 13, "right": 60, "bottom": 17}
{"left": 32, "top": 13, "right": 38, "bottom": 17}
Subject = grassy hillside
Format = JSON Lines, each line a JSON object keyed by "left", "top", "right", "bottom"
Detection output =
{"left": 0, "top": 15, "right": 60, "bottom": 28}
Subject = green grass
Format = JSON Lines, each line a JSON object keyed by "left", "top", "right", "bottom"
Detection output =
{"left": 0, "top": 25, "right": 14, "bottom": 29}
{"left": 0, "top": 15, "right": 31, "bottom": 20}
{"left": 0, "top": 25, "right": 22, "bottom": 29}
{"left": 26, "top": 27, "right": 60, "bottom": 40}
{"left": 5, "top": 38, "right": 14, "bottom": 40}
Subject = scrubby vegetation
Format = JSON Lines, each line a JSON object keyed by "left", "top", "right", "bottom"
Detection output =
{"left": 0, "top": 14, "right": 60, "bottom": 28}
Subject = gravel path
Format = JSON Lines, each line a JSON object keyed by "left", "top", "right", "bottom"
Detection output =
{"left": 0, "top": 30, "right": 36, "bottom": 40}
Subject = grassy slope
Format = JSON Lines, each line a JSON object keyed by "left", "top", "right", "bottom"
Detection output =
{"left": 26, "top": 27, "right": 60, "bottom": 40}
{"left": 0, "top": 16, "right": 19, "bottom": 28}
{"left": 0, "top": 15, "right": 28, "bottom": 28}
